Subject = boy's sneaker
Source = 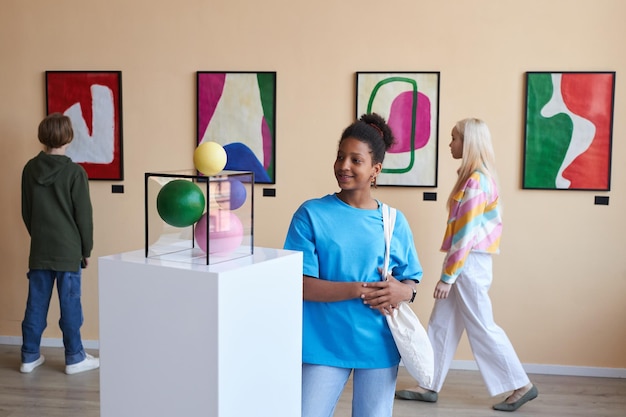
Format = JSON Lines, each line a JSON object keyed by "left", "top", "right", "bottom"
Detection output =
{"left": 20, "top": 355, "right": 45, "bottom": 373}
{"left": 65, "top": 354, "right": 100, "bottom": 375}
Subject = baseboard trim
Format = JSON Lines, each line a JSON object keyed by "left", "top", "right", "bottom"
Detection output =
{"left": 2, "top": 335, "right": 623, "bottom": 378}
{"left": 449, "top": 359, "right": 626, "bottom": 378}
{"left": 0, "top": 336, "right": 99, "bottom": 350}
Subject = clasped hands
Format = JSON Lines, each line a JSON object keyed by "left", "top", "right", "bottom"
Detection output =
{"left": 360, "top": 270, "right": 413, "bottom": 315}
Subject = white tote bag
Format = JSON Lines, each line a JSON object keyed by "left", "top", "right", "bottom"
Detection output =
{"left": 382, "top": 203, "right": 435, "bottom": 387}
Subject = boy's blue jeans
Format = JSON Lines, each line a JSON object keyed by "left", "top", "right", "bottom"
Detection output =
{"left": 21, "top": 269, "right": 86, "bottom": 365}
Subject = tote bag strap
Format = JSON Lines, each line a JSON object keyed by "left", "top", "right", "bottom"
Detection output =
{"left": 382, "top": 203, "right": 397, "bottom": 280}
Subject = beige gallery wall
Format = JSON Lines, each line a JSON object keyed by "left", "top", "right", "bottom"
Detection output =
{"left": 1, "top": 0, "right": 624, "bottom": 369}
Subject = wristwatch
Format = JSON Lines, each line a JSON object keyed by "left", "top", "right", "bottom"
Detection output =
{"left": 408, "top": 287, "right": 417, "bottom": 303}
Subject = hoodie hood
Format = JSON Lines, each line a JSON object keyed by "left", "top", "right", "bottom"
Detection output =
{"left": 31, "top": 151, "right": 73, "bottom": 186}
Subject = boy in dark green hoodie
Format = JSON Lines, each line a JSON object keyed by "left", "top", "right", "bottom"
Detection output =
{"left": 20, "top": 113, "right": 99, "bottom": 375}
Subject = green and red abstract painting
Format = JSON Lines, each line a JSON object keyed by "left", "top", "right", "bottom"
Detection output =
{"left": 523, "top": 72, "right": 615, "bottom": 190}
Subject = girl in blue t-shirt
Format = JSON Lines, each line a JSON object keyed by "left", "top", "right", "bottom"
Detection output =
{"left": 284, "top": 113, "right": 423, "bottom": 417}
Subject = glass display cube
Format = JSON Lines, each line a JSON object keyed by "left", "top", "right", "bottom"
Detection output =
{"left": 144, "top": 170, "right": 254, "bottom": 265}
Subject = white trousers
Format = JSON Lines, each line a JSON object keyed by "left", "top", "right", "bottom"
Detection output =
{"left": 426, "top": 252, "right": 530, "bottom": 397}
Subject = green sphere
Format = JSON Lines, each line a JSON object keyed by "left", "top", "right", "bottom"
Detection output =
{"left": 156, "top": 180, "right": 206, "bottom": 227}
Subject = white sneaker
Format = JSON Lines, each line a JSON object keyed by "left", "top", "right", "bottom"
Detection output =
{"left": 65, "top": 354, "right": 100, "bottom": 375}
{"left": 20, "top": 355, "right": 45, "bottom": 373}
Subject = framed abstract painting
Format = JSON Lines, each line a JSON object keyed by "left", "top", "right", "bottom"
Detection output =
{"left": 45, "top": 70, "right": 124, "bottom": 180}
{"left": 356, "top": 71, "right": 440, "bottom": 187}
{"left": 197, "top": 71, "right": 276, "bottom": 184}
{"left": 523, "top": 71, "right": 615, "bottom": 191}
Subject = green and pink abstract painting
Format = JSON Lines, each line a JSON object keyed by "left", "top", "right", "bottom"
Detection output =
{"left": 523, "top": 72, "right": 615, "bottom": 190}
{"left": 357, "top": 72, "right": 440, "bottom": 187}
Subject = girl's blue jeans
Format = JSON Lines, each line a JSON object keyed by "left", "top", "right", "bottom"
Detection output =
{"left": 21, "top": 269, "right": 86, "bottom": 366}
{"left": 302, "top": 363, "right": 398, "bottom": 417}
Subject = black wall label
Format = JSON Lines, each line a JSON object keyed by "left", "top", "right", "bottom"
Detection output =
{"left": 423, "top": 192, "right": 437, "bottom": 201}
{"left": 263, "top": 188, "right": 276, "bottom": 197}
{"left": 594, "top": 196, "right": 609, "bottom": 205}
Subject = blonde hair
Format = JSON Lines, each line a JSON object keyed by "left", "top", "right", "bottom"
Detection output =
{"left": 447, "top": 118, "right": 499, "bottom": 210}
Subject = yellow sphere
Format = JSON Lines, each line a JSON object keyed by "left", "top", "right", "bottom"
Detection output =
{"left": 194, "top": 141, "right": 227, "bottom": 176}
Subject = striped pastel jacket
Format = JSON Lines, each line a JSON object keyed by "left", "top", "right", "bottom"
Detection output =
{"left": 440, "top": 170, "right": 502, "bottom": 284}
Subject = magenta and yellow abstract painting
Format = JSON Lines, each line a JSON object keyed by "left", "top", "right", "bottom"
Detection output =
{"left": 197, "top": 72, "right": 276, "bottom": 184}
{"left": 523, "top": 72, "right": 615, "bottom": 190}
{"left": 356, "top": 72, "right": 439, "bottom": 187}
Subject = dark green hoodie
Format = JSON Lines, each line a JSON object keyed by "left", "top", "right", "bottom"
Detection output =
{"left": 21, "top": 151, "right": 93, "bottom": 271}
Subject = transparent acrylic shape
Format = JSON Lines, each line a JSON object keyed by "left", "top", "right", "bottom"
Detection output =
{"left": 145, "top": 170, "right": 254, "bottom": 265}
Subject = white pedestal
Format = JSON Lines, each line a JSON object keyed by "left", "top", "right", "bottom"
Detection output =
{"left": 99, "top": 247, "right": 303, "bottom": 417}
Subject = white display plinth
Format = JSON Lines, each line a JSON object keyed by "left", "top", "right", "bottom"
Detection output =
{"left": 99, "top": 247, "right": 303, "bottom": 417}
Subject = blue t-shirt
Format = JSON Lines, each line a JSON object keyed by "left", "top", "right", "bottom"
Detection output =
{"left": 284, "top": 193, "right": 423, "bottom": 368}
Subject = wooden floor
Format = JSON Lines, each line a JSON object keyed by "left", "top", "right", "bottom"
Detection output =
{"left": 1, "top": 344, "right": 624, "bottom": 416}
